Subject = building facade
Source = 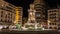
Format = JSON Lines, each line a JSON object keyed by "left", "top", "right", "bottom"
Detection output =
{"left": 48, "top": 9, "right": 59, "bottom": 29}
{"left": 34, "top": 0, "right": 47, "bottom": 28}
{"left": 0, "top": 0, "right": 16, "bottom": 25}
{"left": 34, "top": 0, "right": 46, "bottom": 23}
{"left": 15, "top": 7, "right": 23, "bottom": 25}
{"left": 58, "top": 8, "right": 60, "bottom": 29}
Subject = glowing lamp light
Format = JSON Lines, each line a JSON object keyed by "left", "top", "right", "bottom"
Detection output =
{"left": 30, "top": 12, "right": 32, "bottom": 15}
{"left": 2, "top": 5, "right": 4, "bottom": 7}
{"left": 48, "top": 20, "right": 51, "bottom": 23}
{"left": 35, "top": 24, "right": 38, "bottom": 29}
{"left": 21, "top": 27, "right": 28, "bottom": 30}
{"left": 42, "top": 28, "right": 44, "bottom": 30}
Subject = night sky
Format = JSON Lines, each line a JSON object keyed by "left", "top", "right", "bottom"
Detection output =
{"left": 4, "top": 0, "right": 34, "bottom": 18}
{"left": 4, "top": 0, "right": 60, "bottom": 17}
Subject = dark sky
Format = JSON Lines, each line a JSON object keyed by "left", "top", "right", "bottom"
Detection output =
{"left": 4, "top": 0, "right": 59, "bottom": 17}
{"left": 45, "top": 0, "right": 59, "bottom": 8}
{"left": 4, "top": 0, "right": 34, "bottom": 18}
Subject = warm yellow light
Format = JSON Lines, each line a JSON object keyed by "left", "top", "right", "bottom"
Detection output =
{"left": 48, "top": 20, "right": 50, "bottom": 23}
{"left": 15, "top": 8, "right": 20, "bottom": 24}
{"left": 30, "top": 12, "right": 32, "bottom": 15}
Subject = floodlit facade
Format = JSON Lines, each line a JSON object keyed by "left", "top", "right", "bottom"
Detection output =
{"left": 34, "top": 0, "right": 47, "bottom": 28}
{"left": 48, "top": 9, "right": 59, "bottom": 29}
{"left": 0, "top": 0, "right": 16, "bottom": 25}
{"left": 34, "top": 0, "right": 46, "bottom": 23}
{"left": 15, "top": 7, "right": 23, "bottom": 25}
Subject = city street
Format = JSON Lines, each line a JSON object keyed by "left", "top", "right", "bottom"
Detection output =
{"left": 0, "top": 0, "right": 60, "bottom": 34}
{"left": 0, "top": 30, "right": 60, "bottom": 34}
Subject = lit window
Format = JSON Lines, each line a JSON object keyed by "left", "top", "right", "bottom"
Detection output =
{"left": 36, "top": 14, "right": 40, "bottom": 17}
{"left": 2, "top": 5, "right": 4, "bottom": 7}
{"left": 30, "top": 12, "right": 32, "bottom": 15}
